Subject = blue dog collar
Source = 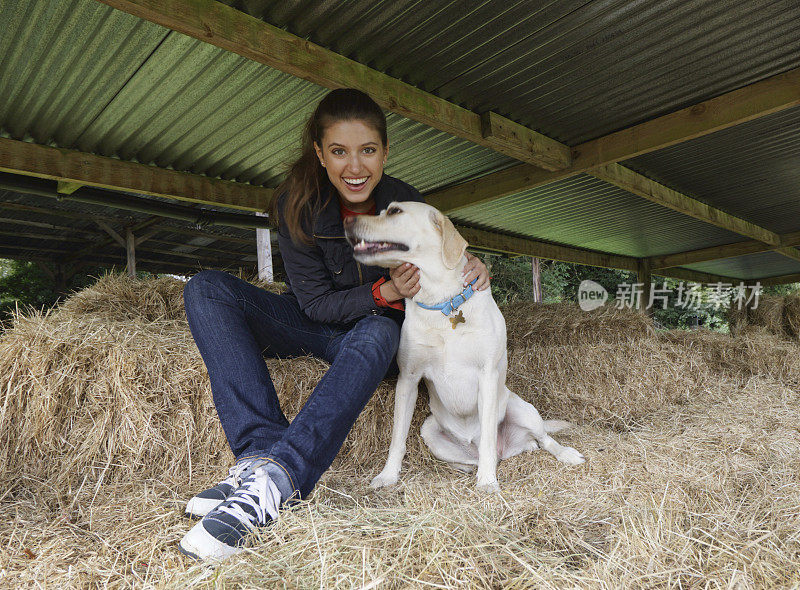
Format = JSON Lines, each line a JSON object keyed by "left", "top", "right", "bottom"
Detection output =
{"left": 416, "top": 278, "right": 479, "bottom": 316}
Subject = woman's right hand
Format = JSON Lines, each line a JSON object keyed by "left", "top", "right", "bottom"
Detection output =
{"left": 382, "top": 263, "right": 421, "bottom": 301}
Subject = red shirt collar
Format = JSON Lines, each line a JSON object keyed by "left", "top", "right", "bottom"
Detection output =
{"left": 340, "top": 199, "right": 376, "bottom": 220}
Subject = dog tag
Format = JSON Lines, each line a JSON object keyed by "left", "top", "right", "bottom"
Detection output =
{"left": 449, "top": 310, "right": 465, "bottom": 329}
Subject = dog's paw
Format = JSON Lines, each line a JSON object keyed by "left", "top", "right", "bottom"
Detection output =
{"left": 475, "top": 479, "right": 501, "bottom": 494}
{"left": 370, "top": 471, "right": 400, "bottom": 489}
{"left": 556, "top": 446, "right": 586, "bottom": 465}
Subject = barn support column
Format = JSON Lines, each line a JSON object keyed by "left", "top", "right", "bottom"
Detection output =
{"left": 637, "top": 258, "right": 653, "bottom": 316}
{"left": 36, "top": 261, "right": 80, "bottom": 296}
{"left": 256, "top": 212, "right": 273, "bottom": 282}
{"left": 125, "top": 228, "right": 136, "bottom": 277}
{"left": 95, "top": 221, "right": 158, "bottom": 278}
{"left": 531, "top": 257, "right": 542, "bottom": 302}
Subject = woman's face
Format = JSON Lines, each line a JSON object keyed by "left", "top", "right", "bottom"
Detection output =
{"left": 314, "top": 119, "right": 388, "bottom": 213}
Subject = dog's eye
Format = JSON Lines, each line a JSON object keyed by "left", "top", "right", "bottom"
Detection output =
{"left": 386, "top": 206, "right": 402, "bottom": 216}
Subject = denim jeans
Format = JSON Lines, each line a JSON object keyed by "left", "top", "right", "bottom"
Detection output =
{"left": 183, "top": 270, "right": 400, "bottom": 500}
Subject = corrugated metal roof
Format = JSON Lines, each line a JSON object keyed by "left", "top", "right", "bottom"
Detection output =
{"left": 233, "top": 0, "right": 800, "bottom": 144}
{"left": 1, "top": 0, "right": 800, "bottom": 282}
{"left": 0, "top": 0, "right": 514, "bottom": 191}
{"left": 625, "top": 104, "right": 800, "bottom": 236}
{"left": 0, "top": 186, "right": 262, "bottom": 275}
{"left": 684, "top": 251, "right": 800, "bottom": 282}
{"left": 450, "top": 173, "right": 745, "bottom": 258}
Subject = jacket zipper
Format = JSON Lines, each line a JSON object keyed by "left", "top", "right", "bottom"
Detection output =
{"left": 357, "top": 262, "right": 363, "bottom": 285}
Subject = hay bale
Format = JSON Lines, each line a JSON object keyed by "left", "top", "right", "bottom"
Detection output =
{"left": 747, "top": 294, "right": 785, "bottom": 337}
{"left": 56, "top": 274, "right": 188, "bottom": 322}
{"left": 3, "top": 274, "right": 800, "bottom": 587}
{"left": 726, "top": 299, "right": 749, "bottom": 337}
{"left": 783, "top": 294, "right": 800, "bottom": 339}
{"left": 500, "top": 301, "right": 655, "bottom": 348}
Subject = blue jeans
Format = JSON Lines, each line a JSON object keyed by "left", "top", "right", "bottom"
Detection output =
{"left": 183, "top": 270, "right": 400, "bottom": 500}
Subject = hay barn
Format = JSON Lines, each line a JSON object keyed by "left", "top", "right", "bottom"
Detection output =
{"left": 1, "top": 0, "right": 800, "bottom": 587}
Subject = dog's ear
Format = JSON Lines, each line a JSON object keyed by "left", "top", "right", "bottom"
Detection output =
{"left": 430, "top": 210, "right": 467, "bottom": 269}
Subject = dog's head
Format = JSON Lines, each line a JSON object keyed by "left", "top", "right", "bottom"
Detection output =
{"left": 344, "top": 201, "right": 467, "bottom": 271}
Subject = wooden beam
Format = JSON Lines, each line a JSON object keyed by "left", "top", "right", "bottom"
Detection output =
{"left": 591, "top": 164, "right": 800, "bottom": 267}
{"left": 0, "top": 215, "right": 101, "bottom": 236}
{"left": 655, "top": 266, "right": 741, "bottom": 285}
{"left": 0, "top": 200, "right": 125, "bottom": 224}
{"left": 428, "top": 66, "right": 800, "bottom": 213}
{"left": 650, "top": 225, "right": 800, "bottom": 270}
{"left": 95, "top": 220, "right": 126, "bottom": 248}
{"left": 35, "top": 261, "right": 56, "bottom": 281}
{"left": 0, "top": 229, "right": 85, "bottom": 243}
{"left": 0, "top": 248, "right": 226, "bottom": 274}
{"left": 126, "top": 227, "right": 136, "bottom": 277}
{"left": 773, "top": 247, "right": 800, "bottom": 264}
{"left": 427, "top": 164, "right": 573, "bottom": 214}
{"left": 0, "top": 137, "right": 271, "bottom": 212}
{"left": 57, "top": 181, "right": 83, "bottom": 195}
{"left": 457, "top": 225, "right": 740, "bottom": 285}
{"left": 575, "top": 66, "right": 800, "bottom": 169}
{"left": 256, "top": 211, "right": 273, "bottom": 282}
{"left": 457, "top": 226, "right": 639, "bottom": 272}
{"left": 650, "top": 240, "right": 770, "bottom": 269}
{"left": 591, "top": 163, "right": 782, "bottom": 246}
{"left": 96, "top": 0, "right": 571, "bottom": 172}
{"left": 760, "top": 273, "right": 800, "bottom": 287}
{"left": 637, "top": 258, "right": 652, "bottom": 314}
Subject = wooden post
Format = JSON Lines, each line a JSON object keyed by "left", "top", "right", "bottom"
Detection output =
{"left": 637, "top": 258, "right": 652, "bottom": 315}
{"left": 126, "top": 227, "right": 136, "bottom": 278}
{"left": 256, "top": 212, "right": 273, "bottom": 282}
{"left": 531, "top": 257, "right": 542, "bottom": 302}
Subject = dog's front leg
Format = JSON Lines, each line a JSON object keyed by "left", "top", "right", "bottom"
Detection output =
{"left": 371, "top": 372, "right": 420, "bottom": 488}
{"left": 475, "top": 369, "right": 502, "bottom": 493}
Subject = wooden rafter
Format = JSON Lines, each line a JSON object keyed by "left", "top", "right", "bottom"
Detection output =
{"left": 95, "top": 0, "right": 571, "bottom": 171}
{"left": 649, "top": 228, "right": 800, "bottom": 270}
{"left": 649, "top": 240, "right": 770, "bottom": 270}
{"left": 427, "top": 66, "right": 800, "bottom": 213}
{"left": 761, "top": 272, "right": 800, "bottom": 287}
{"left": 590, "top": 164, "right": 800, "bottom": 267}
{"left": 0, "top": 138, "right": 272, "bottom": 212}
{"left": 458, "top": 225, "right": 737, "bottom": 284}
{"left": 458, "top": 226, "right": 638, "bottom": 271}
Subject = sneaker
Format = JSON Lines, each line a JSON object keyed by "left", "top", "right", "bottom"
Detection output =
{"left": 179, "top": 463, "right": 282, "bottom": 562}
{"left": 185, "top": 460, "right": 253, "bottom": 519}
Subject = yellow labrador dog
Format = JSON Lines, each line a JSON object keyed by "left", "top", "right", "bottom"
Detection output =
{"left": 345, "top": 201, "right": 584, "bottom": 492}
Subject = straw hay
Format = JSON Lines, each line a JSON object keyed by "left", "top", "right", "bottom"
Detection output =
{"left": 728, "top": 293, "right": 800, "bottom": 340}
{"left": 2, "top": 275, "right": 800, "bottom": 588}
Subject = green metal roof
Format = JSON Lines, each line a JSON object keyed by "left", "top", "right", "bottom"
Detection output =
{"left": 1, "top": 0, "right": 799, "bottom": 281}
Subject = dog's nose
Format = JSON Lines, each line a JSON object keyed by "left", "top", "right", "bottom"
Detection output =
{"left": 343, "top": 215, "right": 356, "bottom": 228}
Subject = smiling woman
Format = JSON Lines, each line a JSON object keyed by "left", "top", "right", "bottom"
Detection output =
{"left": 313, "top": 119, "right": 387, "bottom": 212}
{"left": 178, "top": 88, "right": 490, "bottom": 562}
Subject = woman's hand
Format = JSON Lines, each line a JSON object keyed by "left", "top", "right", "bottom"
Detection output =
{"left": 462, "top": 252, "right": 490, "bottom": 291}
{"left": 381, "top": 263, "right": 421, "bottom": 302}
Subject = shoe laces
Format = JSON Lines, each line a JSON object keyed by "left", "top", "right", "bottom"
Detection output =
{"left": 217, "top": 466, "right": 281, "bottom": 530}
{"left": 223, "top": 460, "right": 252, "bottom": 487}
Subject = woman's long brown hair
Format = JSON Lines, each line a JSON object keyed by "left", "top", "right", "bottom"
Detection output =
{"left": 272, "top": 88, "right": 388, "bottom": 245}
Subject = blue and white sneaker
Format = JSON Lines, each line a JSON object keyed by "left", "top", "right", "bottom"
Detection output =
{"left": 184, "top": 461, "right": 254, "bottom": 519}
{"left": 179, "top": 463, "right": 282, "bottom": 562}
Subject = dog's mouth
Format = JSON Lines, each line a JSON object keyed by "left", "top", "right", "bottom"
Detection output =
{"left": 351, "top": 238, "right": 409, "bottom": 255}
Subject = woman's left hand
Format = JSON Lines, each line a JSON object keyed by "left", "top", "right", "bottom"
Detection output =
{"left": 462, "top": 252, "right": 490, "bottom": 291}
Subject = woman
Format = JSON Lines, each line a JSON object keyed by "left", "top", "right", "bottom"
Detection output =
{"left": 178, "top": 88, "right": 489, "bottom": 561}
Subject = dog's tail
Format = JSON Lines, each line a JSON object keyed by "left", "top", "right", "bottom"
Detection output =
{"left": 543, "top": 419, "right": 574, "bottom": 434}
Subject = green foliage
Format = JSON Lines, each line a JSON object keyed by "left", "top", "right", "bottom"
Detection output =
{"left": 0, "top": 260, "right": 63, "bottom": 318}
{"left": 0, "top": 259, "right": 136, "bottom": 321}
{"left": 480, "top": 254, "right": 800, "bottom": 332}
